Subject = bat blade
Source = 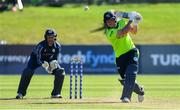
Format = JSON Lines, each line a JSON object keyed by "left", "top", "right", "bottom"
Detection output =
{"left": 90, "top": 26, "right": 105, "bottom": 33}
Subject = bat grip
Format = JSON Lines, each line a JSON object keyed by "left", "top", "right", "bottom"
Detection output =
{"left": 122, "top": 12, "right": 129, "bottom": 19}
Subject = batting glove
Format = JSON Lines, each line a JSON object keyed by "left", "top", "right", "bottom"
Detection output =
{"left": 133, "top": 12, "right": 143, "bottom": 26}
{"left": 115, "top": 11, "right": 129, "bottom": 19}
{"left": 128, "top": 12, "right": 136, "bottom": 21}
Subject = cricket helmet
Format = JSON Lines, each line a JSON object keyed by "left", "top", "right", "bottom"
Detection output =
{"left": 103, "top": 10, "right": 117, "bottom": 28}
{"left": 103, "top": 10, "right": 117, "bottom": 23}
{"left": 44, "top": 28, "right": 57, "bottom": 39}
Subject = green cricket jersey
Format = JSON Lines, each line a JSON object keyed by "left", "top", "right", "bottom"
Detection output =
{"left": 105, "top": 19, "right": 135, "bottom": 58}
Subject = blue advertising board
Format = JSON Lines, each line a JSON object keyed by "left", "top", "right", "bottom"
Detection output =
{"left": 139, "top": 45, "right": 180, "bottom": 74}
{"left": 0, "top": 45, "right": 116, "bottom": 74}
{"left": 0, "top": 45, "right": 180, "bottom": 74}
{"left": 60, "top": 45, "right": 116, "bottom": 74}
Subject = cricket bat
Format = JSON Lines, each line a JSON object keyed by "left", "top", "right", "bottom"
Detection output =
{"left": 115, "top": 11, "right": 129, "bottom": 19}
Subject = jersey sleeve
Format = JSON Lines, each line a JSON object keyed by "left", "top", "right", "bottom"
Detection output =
{"left": 53, "top": 42, "right": 61, "bottom": 60}
{"left": 32, "top": 44, "right": 44, "bottom": 65}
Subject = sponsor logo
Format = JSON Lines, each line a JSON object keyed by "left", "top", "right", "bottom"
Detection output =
{"left": 150, "top": 54, "right": 180, "bottom": 66}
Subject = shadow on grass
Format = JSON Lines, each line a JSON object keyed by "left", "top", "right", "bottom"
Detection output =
{"left": 0, "top": 97, "right": 50, "bottom": 100}
{"left": 29, "top": 102, "right": 120, "bottom": 104}
{"left": 0, "top": 97, "right": 121, "bottom": 104}
{"left": 0, "top": 98, "right": 17, "bottom": 100}
{"left": 29, "top": 101, "right": 120, "bottom": 105}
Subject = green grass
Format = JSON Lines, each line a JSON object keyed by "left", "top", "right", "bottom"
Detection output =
{"left": 0, "top": 75, "right": 180, "bottom": 109}
{"left": 0, "top": 4, "right": 180, "bottom": 44}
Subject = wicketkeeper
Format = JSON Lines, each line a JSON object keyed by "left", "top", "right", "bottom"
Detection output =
{"left": 16, "top": 28, "right": 65, "bottom": 99}
{"left": 103, "top": 10, "right": 144, "bottom": 103}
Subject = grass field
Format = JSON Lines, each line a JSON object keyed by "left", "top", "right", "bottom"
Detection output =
{"left": 0, "top": 4, "right": 180, "bottom": 44}
{"left": 0, "top": 75, "right": 180, "bottom": 109}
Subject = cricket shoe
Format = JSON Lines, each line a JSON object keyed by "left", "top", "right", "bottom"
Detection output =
{"left": 121, "top": 97, "right": 130, "bottom": 103}
{"left": 51, "top": 94, "right": 62, "bottom": 98}
{"left": 138, "top": 95, "right": 144, "bottom": 102}
{"left": 16, "top": 93, "right": 23, "bottom": 99}
{"left": 138, "top": 86, "right": 145, "bottom": 102}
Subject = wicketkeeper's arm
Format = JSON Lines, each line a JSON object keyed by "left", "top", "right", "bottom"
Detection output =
{"left": 53, "top": 42, "right": 62, "bottom": 60}
{"left": 32, "top": 44, "right": 44, "bottom": 65}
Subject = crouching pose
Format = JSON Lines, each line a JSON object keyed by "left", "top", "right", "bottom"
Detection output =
{"left": 103, "top": 10, "right": 144, "bottom": 103}
{"left": 16, "top": 28, "right": 65, "bottom": 99}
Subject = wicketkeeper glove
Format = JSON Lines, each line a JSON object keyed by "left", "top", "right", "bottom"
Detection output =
{"left": 49, "top": 60, "right": 59, "bottom": 74}
{"left": 42, "top": 61, "right": 51, "bottom": 74}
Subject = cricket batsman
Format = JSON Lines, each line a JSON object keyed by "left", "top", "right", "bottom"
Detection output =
{"left": 16, "top": 28, "right": 65, "bottom": 99}
{"left": 103, "top": 10, "right": 144, "bottom": 103}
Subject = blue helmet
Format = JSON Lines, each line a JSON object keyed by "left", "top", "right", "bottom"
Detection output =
{"left": 44, "top": 28, "right": 57, "bottom": 39}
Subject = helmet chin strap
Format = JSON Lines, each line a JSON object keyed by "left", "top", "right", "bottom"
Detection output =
{"left": 114, "top": 20, "right": 117, "bottom": 27}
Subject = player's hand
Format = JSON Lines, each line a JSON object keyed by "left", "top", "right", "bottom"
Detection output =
{"left": 134, "top": 12, "right": 142, "bottom": 21}
{"left": 134, "top": 20, "right": 140, "bottom": 26}
{"left": 42, "top": 61, "right": 49, "bottom": 69}
{"left": 49, "top": 60, "right": 59, "bottom": 74}
{"left": 128, "top": 12, "right": 142, "bottom": 22}
{"left": 42, "top": 61, "right": 51, "bottom": 74}
{"left": 133, "top": 12, "right": 142, "bottom": 26}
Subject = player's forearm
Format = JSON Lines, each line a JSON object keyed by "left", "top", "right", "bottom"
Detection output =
{"left": 117, "top": 20, "right": 133, "bottom": 38}
{"left": 130, "top": 25, "right": 138, "bottom": 34}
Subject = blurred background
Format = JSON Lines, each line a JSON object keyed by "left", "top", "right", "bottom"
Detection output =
{"left": 0, "top": 0, "right": 180, "bottom": 44}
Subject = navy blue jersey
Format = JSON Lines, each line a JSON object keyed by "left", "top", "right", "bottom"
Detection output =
{"left": 31, "top": 40, "right": 61, "bottom": 65}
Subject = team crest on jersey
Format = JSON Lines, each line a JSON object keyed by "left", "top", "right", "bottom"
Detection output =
{"left": 133, "top": 57, "right": 138, "bottom": 62}
{"left": 52, "top": 49, "right": 55, "bottom": 53}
